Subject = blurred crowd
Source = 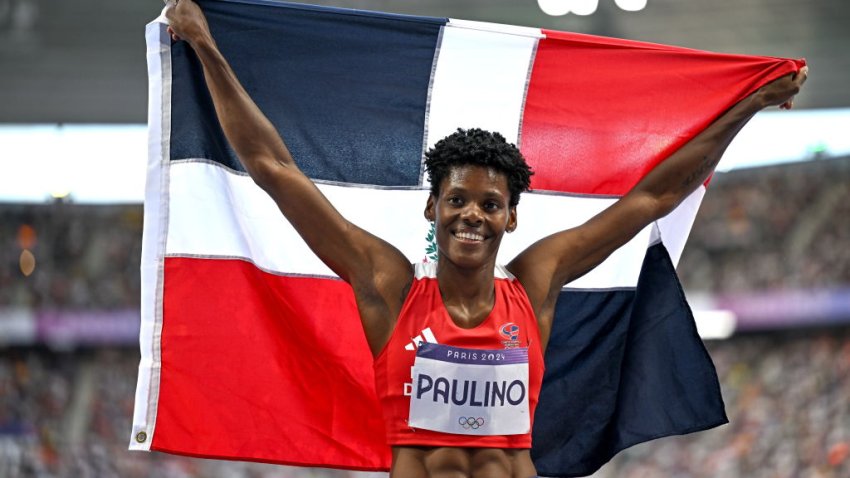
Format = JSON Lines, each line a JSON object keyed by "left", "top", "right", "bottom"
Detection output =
{"left": 0, "top": 346, "right": 369, "bottom": 478}
{"left": 0, "top": 330, "right": 847, "bottom": 477}
{"left": 0, "top": 204, "right": 142, "bottom": 310}
{"left": 679, "top": 156, "right": 850, "bottom": 293}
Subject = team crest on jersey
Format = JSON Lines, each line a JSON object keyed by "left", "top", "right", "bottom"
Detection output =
{"left": 500, "top": 323, "right": 521, "bottom": 349}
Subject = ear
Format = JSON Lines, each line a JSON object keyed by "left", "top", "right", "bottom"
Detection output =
{"left": 424, "top": 194, "right": 436, "bottom": 222}
{"left": 506, "top": 206, "right": 518, "bottom": 233}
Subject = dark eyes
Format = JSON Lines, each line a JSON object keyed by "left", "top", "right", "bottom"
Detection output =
{"left": 446, "top": 196, "right": 502, "bottom": 211}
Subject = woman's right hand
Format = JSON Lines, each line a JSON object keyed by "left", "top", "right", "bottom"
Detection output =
{"left": 164, "top": 0, "right": 212, "bottom": 47}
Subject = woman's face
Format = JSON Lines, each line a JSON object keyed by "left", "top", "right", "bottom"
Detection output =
{"left": 425, "top": 164, "right": 517, "bottom": 271}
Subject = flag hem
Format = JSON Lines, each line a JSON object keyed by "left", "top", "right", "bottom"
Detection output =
{"left": 129, "top": 20, "right": 172, "bottom": 452}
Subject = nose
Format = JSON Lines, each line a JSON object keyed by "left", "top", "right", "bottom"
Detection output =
{"left": 460, "top": 203, "right": 483, "bottom": 225}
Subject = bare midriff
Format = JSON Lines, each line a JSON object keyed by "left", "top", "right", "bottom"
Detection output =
{"left": 391, "top": 446, "right": 537, "bottom": 478}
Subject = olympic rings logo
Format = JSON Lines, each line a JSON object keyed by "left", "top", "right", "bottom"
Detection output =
{"left": 458, "top": 416, "right": 485, "bottom": 429}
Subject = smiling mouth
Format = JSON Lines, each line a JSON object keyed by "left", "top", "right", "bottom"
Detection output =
{"left": 454, "top": 231, "right": 485, "bottom": 242}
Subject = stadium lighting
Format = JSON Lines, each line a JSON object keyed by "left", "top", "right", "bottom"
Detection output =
{"left": 571, "top": 0, "right": 599, "bottom": 16}
{"left": 537, "top": 0, "right": 570, "bottom": 16}
{"left": 693, "top": 310, "right": 737, "bottom": 340}
{"left": 0, "top": 124, "right": 146, "bottom": 204}
{"left": 614, "top": 0, "right": 648, "bottom": 12}
{"left": 539, "top": 0, "right": 640, "bottom": 16}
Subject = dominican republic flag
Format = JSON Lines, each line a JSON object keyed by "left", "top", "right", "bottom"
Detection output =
{"left": 131, "top": 0, "right": 803, "bottom": 475}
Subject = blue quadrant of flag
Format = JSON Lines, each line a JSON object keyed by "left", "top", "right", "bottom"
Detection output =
{"left": 170, "top": 0, "right": 445, "bottom": 186}
{"left": 535, "top": 244, "right": 727, "bottom": 475}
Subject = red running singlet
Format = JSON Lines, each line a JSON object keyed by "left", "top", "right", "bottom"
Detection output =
{"left": 374, "top": 262, "right": 544, "bottom": 448}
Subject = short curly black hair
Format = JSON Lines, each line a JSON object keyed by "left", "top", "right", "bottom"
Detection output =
{"left": 424, "top": 128, "right": 533, "bottom": 207}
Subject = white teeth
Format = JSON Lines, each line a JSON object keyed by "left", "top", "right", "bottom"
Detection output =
{"left": 455, "top": 231, "right": 484, "bottom": 242}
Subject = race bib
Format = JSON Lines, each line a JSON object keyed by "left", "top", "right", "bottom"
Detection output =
{"left": 408, "top": 343, "right": 530, "bottom": 435}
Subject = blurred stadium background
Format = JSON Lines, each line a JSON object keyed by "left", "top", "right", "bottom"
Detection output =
{"left": 1, "top": 0, "right": 848, "bottom": 477}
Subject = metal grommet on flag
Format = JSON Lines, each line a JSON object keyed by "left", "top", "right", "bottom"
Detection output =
{"left": 135, "top": 431, "right": 148, "bottom": 443}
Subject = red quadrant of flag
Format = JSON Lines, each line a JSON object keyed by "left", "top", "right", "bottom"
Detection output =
{"left": 155, "top": 257, "right": 390, "bottom": 469}
{"left": 520, "top": 30, "right": 803, "bottom": 195}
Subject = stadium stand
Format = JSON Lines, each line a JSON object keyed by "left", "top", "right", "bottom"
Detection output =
{"left": 679, "top": 156, "right": 850, "bottom": 293}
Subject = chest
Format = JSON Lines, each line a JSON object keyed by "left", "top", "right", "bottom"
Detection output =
{"left": 394, "top": 277, "right": 534, "bottom": 352}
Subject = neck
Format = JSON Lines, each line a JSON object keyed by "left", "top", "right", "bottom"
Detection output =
{"left": 435, "top": 258, "right": 497, "bottom": 328}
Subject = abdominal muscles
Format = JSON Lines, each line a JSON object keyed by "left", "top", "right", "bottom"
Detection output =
{"left": 391, "top": 446, "right": 536, "bottom": 478}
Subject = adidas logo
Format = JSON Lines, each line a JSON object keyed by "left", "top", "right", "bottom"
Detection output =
{"left": 403, "top": 327, "right": 438, "bottom": 396}
{"left": 404, "top": 327, "right": 438, "bottom": 351}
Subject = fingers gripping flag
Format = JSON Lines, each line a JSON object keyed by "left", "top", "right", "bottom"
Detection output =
{"left": 132, "top": 0, "right": 804, "bottom": 475}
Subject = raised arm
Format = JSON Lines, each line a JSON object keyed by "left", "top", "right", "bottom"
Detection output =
{"left": 509, "top": 67, "right": 808, "bottom": 344}
{"left": 165, "top": 0, "right": 413, "bottom": 353}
